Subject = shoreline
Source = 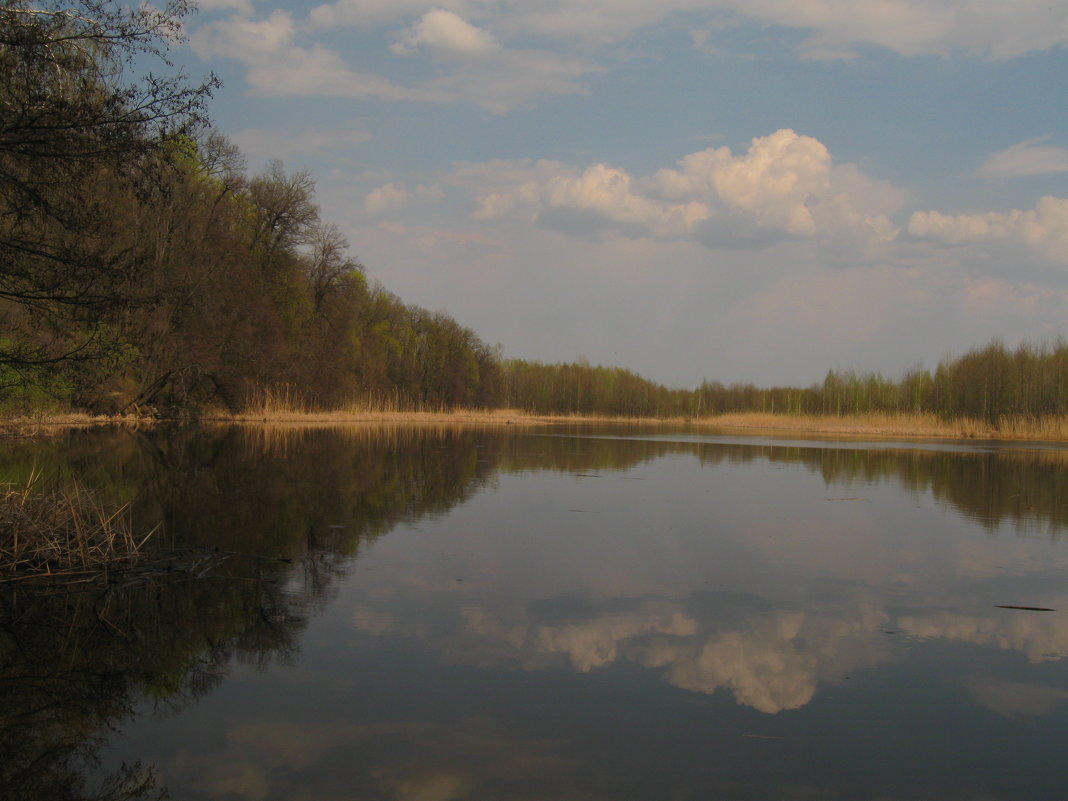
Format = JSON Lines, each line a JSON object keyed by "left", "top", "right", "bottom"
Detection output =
{"left": 2, "top": 408, "right": 1066, "bottom": 443}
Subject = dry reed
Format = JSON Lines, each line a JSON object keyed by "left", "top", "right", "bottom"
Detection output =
{"left": 0, "top": 470, "right": 158, "bottom": 579}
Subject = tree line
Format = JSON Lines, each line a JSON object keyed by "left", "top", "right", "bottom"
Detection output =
{"left": 504, "top": 339, "right": 1068, "bottom": 425}
{"left": 0, "top": 0, "right": 500, "bottom": 414}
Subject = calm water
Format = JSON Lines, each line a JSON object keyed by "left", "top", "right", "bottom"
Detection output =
{"left": 5, "top": 424, "right": 1068, "bottom": 800}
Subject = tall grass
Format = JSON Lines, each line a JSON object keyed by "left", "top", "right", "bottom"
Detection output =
{"left": 0, "top": 471, "right": 157, "bottom": 577}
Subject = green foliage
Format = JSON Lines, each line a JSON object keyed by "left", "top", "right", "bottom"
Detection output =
{"left": 0, "top": 2, "right": 500, "bottom": 414}
{"left": 505, "top": 339, "right": 1068, "bottom": 426}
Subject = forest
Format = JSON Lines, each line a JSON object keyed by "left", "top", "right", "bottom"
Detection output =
{"left": 3, "top": 0, "right": 1068, "bottom": 428}
{"left": 503, "top": 340, "right": 1068, "bottom": 424}
{"left": 0, "top": 0, "right": 502, "bottom": 415}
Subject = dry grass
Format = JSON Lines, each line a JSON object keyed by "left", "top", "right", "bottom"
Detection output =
{"left": 0, "top": 411, "right": 152, "bottom": 438}
{"left": 699, "top": 412, "right": 1068, "bottom": 441}
{"left": 6, "top": 400, "right": 1068, "bottom": 442}
{"left": 228, "top": 398, "right": 550, "bottom": 426}
{"left": 223, "top": 405, "right": 1068, "bottom": 440}
{"left": 0, "top": 470, "right": 158, "bottom": 578}
{"left": 696, "top": 412, "right": 995, "bottom": 439}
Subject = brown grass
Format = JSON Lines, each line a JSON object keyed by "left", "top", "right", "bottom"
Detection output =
{"left": 6, "top": 402, "right": 1068, "bottom": 442}
{"left": 0, "top": 411, "right": 152, "bottom": 438}
{"left": 0, "top": 470, "right": 157, "bottom": 578}
{"left": 226, "top": 408, "right": 1068, "bottom": 441}
{"left": 698, "top": 412, "right": 1068, "bottom": 441}
{"left": 696, "top": 412, "right": 994, "bottom": 439}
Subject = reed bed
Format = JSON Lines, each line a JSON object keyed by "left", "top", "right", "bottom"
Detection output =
{"left": 698, "top": 412, "right": 994, "bottom": 439}
{"left": 0, "top": 471, "right": 157, "bottom": 579}
{"left": 700, "top": 412, "right": 1068, "bottom": 441}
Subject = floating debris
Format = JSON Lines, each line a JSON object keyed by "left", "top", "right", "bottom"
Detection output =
{"left": 995, "top": 605, "right": 1055, "bottom": 612}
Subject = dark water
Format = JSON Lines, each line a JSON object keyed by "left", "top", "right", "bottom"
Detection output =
{"left": 5, "top": 424, "right": 1068, "bottom": 800}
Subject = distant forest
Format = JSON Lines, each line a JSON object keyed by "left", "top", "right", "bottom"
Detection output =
{"left": 3, "top": 0, "right": 1068, "bottom": 425}
{"left": 503, "top": 340, "right": 1068, "bottom": 424}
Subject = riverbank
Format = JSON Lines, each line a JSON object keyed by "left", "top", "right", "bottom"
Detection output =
{"left": 226, "top": 408, "right": 1068, "bottom": 441}
{"left": 3, "top": 408, "right": 1067, "bottom": 442}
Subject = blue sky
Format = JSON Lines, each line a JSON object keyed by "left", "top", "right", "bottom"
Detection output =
{"left": 178, "top": 0, "right": 1068, "bottom": 386}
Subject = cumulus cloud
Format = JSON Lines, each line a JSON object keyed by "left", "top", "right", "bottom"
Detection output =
{"left": 390, "top": 10, "right": 501, "bottom": 57}
{"left": 908, "top": 196, "right": 1068, "bottom": 262}
{"left": 468, "top": 129, "right": 902, "bottom": 252}
{"left": 978, "top": 136, "right": 1068, "bottom": 178}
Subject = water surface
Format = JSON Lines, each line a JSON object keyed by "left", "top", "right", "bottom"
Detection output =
{"left": 4, "top": 424, "right": 1068, "bottom": 800}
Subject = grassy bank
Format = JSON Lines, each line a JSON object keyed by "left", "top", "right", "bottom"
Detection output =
{"left": 5, "top": 406, "right": 1068, "bottom": 442}
{"left": 225, "top": 407, "right": 1068, "bottom": 441}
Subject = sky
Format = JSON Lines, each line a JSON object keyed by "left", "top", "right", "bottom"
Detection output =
{"left": 175, "top": 0, "right": 1068, "bottom": 387}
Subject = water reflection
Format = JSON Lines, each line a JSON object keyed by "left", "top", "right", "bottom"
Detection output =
{"left": 3, "top": 424, "right": 1068, "bottom": 799}
{"left": 0, "top": 565, "right": 305, "bottom": 800}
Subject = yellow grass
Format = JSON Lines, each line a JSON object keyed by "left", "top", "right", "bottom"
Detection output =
{"left": 7, "top": 402, "right": 1068, "bottom": 442}
{"left": 218, "top": 407, "right": 1068, "bottom": 441}
{"left": 696, "top": 412, "right": 995, "bottom": 439}
{"left": 225, "top": 405, "right": 546, "bottom": 426}
{"left": 699, "top": 411, "right": 1068, "bottom": 441}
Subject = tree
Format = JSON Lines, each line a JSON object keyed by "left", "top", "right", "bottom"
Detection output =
{"left": 0, "top": 0, "right": 216, "bottom": 376}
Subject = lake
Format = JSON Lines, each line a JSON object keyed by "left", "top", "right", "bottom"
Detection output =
{"left": 4, "top": 423, "right": 1068, "bottom": 800}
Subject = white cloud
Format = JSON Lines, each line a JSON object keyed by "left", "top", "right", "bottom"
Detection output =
{"left": 543, "top": 163, "right": 711, "bottom": 237}
{"left": 192, "top": 9, "right": 296, "bottom": 60}
{"left": 196, "top": 0, "right": 255, "bottom": 16}
{"left": 390, "top": 10, "right": 501, "bottom": 57}
{"left": 467, "top": 129, "right": 901, "bottom": 252}
{"left": 365, "top": 182, "right": 445, "bottom": 216}
{"left": 308, "top": 0, "right": 488, "bottom": 30}
{"left": 191, "top": 13, "right": 446, "bottom": 102}
{"left": 194, "top": 7, "right": 596, "bottom": 112}
{"left": 908, "top": 196, "right": 1068, "bottom": 262}
{"left": 734, "top": 0, "right": 1068, "bottom": 60}
{"left": 304, "top": 1, "right": 1068, "bottom": 59}
{"left": 979, "top": 136, "right": 1068, "bottom": 178}
{"left": 387, "top": 11, "right": 600, "bottom": 112}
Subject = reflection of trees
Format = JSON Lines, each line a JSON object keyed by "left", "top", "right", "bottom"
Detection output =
{"left": 10, "top": 425, "right": 1068, "bottom": 541}
{"left": 0, "top": 568, "right": 302, "bottom": 801}
{"left": 695, "top": 441, "right": 1068, "bottom": 536}
{"left": 0, "top": 424, "right": 505, "bottom": 801}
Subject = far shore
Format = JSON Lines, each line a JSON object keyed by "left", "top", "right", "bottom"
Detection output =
{"left": 3, "top": 408, "right": 1068, "bottom": 443}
